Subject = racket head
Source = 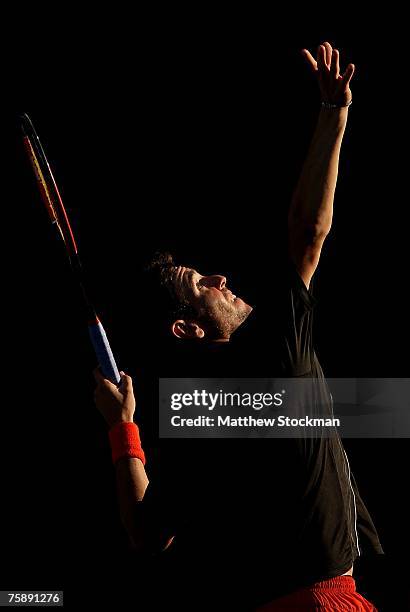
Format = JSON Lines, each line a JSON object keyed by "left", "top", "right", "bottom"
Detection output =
{"left": 21, "top": 113, "right": 78, "bottom": 258}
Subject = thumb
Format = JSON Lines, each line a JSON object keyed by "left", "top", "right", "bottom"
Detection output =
{"left": 119, "top": 371, "right": 134, "bottom": 395}
{"left": 341, "top": 63, "right": 355, "bottom": 87}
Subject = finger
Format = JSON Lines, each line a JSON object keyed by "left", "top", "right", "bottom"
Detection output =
{"left": 301, "top": 49, "right": 317, "bottom": 72}
{"left": 317, "top": 45, "right": 326, "bottom": 71}
{"left": 341, "top": 63, "right": 355, "bottom": 87}
{"left": 330, "top": 49, "right": 340, "bottom": 78}
{"left": 322, "top": 42, "right": 333, "bottom": 68}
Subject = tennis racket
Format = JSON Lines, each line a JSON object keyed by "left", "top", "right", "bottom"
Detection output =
{"left": 21, "top": 113, "right": 121, "bottom": 385}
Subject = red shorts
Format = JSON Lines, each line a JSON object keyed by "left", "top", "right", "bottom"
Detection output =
{"left": 256, "top": 576, "right": 377, "bottom": 611}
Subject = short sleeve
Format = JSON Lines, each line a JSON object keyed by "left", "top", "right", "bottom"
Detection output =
{"left": 233, "top": 257, "right": 319, "bottom": 375}
{"left": 285, "top": 259, "right": 318, "bottom": 316}
{"left": 277, "top": 259, "right": 318, "bottom": 375}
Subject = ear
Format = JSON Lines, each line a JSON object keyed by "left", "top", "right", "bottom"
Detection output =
{"left": 171, "top": 319, "right": 205, "bottom": 340}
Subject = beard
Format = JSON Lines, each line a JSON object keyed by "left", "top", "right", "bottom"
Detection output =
{"left": 203, "top": 299, "right": 252, "bottom": 339}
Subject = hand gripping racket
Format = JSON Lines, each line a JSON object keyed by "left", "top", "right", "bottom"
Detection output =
{"left": 21, "top": 113, "right": 121, "bottom": 385}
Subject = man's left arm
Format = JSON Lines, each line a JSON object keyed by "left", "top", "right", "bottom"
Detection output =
{"left": 288, "top": 41, "right": 355, "bottom": 289}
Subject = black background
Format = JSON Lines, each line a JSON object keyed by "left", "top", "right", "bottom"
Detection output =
{"left": 3, "top": 11, "right": 409, "bottom": 611}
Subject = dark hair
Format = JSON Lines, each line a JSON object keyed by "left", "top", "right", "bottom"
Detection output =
{"left": 144, "top": 251, "right": 197, "bottom": 325}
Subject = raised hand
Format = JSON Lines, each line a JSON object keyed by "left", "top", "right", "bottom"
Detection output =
{"left": 302, "top": 41, "right": 355, "bottom": 107}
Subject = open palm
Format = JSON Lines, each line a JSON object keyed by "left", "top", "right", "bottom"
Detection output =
{"left": 302, "top": 41, "right": 355, "bottom": 107}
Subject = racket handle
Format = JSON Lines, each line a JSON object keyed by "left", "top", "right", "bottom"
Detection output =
{"left": 88, "top": 318, "right": 121, "bottom": 385}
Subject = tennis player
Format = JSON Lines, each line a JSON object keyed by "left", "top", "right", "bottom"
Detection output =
{"left": 94, "top": 42, "right": 383, "bottom": 610}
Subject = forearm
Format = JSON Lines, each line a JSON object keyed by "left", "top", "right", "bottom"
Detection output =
{"left": 288, "top": 106, "right": 349, "bottom": 237}
{"left": 94, "top": 370, "right": 171, "bottom": 552}
{"left": 115, "top": 456, "right": 149, "bottom": 547}
{"left": 115, "top": 458, "right": 174, "bottom": 553}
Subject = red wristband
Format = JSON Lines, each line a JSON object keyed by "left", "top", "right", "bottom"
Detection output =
{"left": 108, "top": 422, "right": 146, "bottom": 466}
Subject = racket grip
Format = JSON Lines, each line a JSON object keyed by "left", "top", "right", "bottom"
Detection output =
{"left": 88, "top": 318, "right": 121, "bottom": 385}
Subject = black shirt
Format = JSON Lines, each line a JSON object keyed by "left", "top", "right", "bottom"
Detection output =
{"left": 141, "top": 259, "right": 383, "bottom": 610}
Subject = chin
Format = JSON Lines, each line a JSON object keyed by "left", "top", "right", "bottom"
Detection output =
{"left": 231, "top": 300, "right": 253, "bottom": 330}
{"left": 235, "top": 298, "right": 253, "bottom": 317}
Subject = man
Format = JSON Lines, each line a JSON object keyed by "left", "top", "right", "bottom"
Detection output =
{"left": 94, "top": 42, "right": 383, "bottom": 610}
